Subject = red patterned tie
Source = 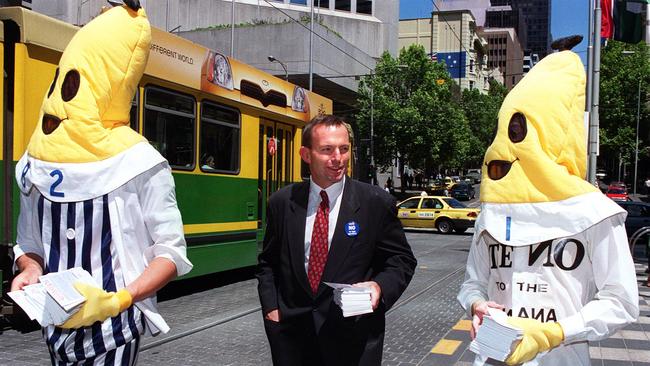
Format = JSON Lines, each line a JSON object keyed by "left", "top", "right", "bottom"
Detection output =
{"left": 307, "top": 190, "right": 330, "bottom": 294}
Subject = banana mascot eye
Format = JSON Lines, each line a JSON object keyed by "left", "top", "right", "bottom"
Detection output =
{"left": 508, "top": 113, "right": 527, "bottom": 143}
{"left": 61, "top": 69, "right": 80, "bottom": 102}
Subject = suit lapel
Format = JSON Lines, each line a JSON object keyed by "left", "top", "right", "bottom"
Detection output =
{"left": 288, "top": 182, "right": 312, "bottom": 296}
{"left": 318, "top": 178, "right": 360, "bottom": 295}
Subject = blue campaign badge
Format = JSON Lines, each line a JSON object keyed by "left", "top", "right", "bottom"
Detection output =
{"left": 345, "top": 221, "right": 359, "bottom": 237}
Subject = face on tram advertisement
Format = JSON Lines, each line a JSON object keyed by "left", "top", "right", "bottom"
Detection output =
{"left": 300, "top": 123, "right": 350, "bottom": 189}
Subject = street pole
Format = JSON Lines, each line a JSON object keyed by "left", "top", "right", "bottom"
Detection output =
{"left": 309, "top": 1, "right": 314, "bottom": 91}
{"left": 586, "top": 0, "right": 594, "bottom": 112}
{"left": 646, "top": 3, "right": 650, "bottom": 44}
{"left": 268, "top": 56, "right": 288, "bottom": 81}
{"left": 588, "top": 3, "right": 602, "bottom": 184}
{"left": 634, "top": 79, "right": 641, "bottom": 195}
{"left": 231, "top": 0, "right": 235, "bottom": 58}
{"left": 370, "top": 75, "right": 374, "bottom": 184}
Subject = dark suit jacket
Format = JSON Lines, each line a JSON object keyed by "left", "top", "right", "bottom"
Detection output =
{"left": 256, "top": 178, "right": 417, "bottom": 365}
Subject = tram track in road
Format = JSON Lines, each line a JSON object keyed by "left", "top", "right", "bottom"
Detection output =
{"left": 141, "top": 265, "right": 465, "bottom": 351}
{"left": 386, "top": 265, "right": 464, "bottom": 316}
{"left": 140, "top": 306, "right": 262, "bottom": 352}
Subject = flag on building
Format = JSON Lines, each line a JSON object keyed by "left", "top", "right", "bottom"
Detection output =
{"left": 602, "top": 0, "right": 649, "bottom": 44}
{"left": 437, "top": 52, "right": 466, "bottom": 79}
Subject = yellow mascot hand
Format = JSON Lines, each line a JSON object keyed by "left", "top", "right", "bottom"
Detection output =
{"left": 61, "top": 282, "right": 132, "bottom": 328}
{"left": 505, "top": 317, "right": 564, "bottom": 365}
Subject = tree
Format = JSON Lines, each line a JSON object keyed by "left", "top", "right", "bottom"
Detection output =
{"left": 599, "top": 41, "right": 650, "bottom": 183}
{"left": 459, "top": 80, "right": 507, "bottom": 168}
{"left": 355, "top": 44, "right": 471, "bottom": 185}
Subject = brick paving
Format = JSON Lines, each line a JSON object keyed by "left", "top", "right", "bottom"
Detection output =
{"left": 422, "top": 262, "right": 650, "bottom": 366}
{"left": 4, "top": 229, "right": 649, "bottom": 366}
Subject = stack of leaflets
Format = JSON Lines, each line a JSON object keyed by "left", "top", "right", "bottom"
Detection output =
{"left": 8, "top": 267, "right": 96, "bottom": 327}
{"left": 325, "top": 282, "right": 373, "bottom": 317}
{"left": 469, "top": 308, "right": 524, "bottom": 362}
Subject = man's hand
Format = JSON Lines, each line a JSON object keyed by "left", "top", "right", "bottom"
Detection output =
{"left": 10, "top": 266, "right": 41, "bottom": 291}
{"left": 505, "top": 317, "right": 564, "bottom": 365}
{"left": 11, "top": 253, "right": 44, "bottom": 291}
{"left": 352, "top": 281, "right": 382, "bottom": 310}
{"left": 470, "top": 300, "right": 505, "bottom": 339}
{"left": 265, "top": 309, "right": 280, "bottom": 322}
{"left": 61, "top": 283, "right": 132, "bottom": 328}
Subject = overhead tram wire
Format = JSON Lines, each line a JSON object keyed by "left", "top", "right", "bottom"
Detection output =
{"left": 261, "top": 0, "right": 373, "bottom": 72}
{"left": 259, "top": 1, "right": 589, "bottom": 87}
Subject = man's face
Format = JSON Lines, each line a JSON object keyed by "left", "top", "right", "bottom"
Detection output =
{"left": 300, "top": 124, "right": 350, "bottom": 188}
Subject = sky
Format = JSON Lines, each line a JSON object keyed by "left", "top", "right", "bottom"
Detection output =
{"left": 399, "top": 0, "right": 590, "bottom": 65}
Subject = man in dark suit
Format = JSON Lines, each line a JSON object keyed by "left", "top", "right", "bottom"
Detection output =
{"left": 257, "top": 114, "right": 417, "bottom": 366}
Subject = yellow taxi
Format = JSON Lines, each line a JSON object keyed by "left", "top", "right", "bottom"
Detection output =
{"left": 396, "top": 195, "right": 480, "bottom": 234}
{"left": 443, "top": 176, "right": 456, "bottom": 189}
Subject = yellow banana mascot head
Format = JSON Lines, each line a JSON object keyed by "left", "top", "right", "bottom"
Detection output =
{"left": 480, "top": 38, "right": 598, "bottom": 204}
{"left": 27, "top": 0, "right": 150, "bottom": 163}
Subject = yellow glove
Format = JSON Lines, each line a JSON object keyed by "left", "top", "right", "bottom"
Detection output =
{"left": 61, "top": 283, "right": 132, "bottom": 328}
{"left": 505, "top": 317, "right": 564, "bottom": 365}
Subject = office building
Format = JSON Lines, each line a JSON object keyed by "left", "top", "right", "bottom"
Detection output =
{"left": 479, "top": 27, "right": 523, "bottom": 89}
{"left": 399, "top": 10, "right": 504, "bottom": 94}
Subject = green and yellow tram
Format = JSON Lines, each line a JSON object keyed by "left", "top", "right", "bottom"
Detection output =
{"left": 0, "top": 7, "right": 332, "bottom": 312}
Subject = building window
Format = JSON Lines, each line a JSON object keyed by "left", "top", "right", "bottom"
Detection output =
{"left": 200, "top": 101, "right": 240, "bottom": 174}
{"left": 316, "top": 0, "right": 329, "bottom": 8}
{"left": 290, "top": 0, "right": 307, "bottom": 4}
{"left": 512, "top": 76, "right": 515, "bottom": 85}
{"left": 357, "top": 0, "right": 372, "bottom": 14}
{"left": 469, "top": 80, "right": 474, "bottom": 90}
{"left": 470, "top": 59, "right": 474, "bottom": 72}
{"left": 144, "top": 87, "right": 196, "bottom": 170}
{"left": 335, "top": 0, "right": 350, "bottom": 11}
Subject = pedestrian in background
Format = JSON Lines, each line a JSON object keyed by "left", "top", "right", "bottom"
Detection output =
{"left": 257, "top": 114, "right": 416, "bottom": 365}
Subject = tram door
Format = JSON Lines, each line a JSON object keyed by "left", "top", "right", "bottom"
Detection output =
{"left": 257, "top": 119, "right": 294, "bottom": 228}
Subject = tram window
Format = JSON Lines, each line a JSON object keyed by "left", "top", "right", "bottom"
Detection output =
{"left": 285, "top": 130, "right": 292, "bottom": 185}
{"left": 199, "top": 101, "right": 240, "bottom": 174}
{"left": 130, "top": 90, "right": 139, "bottom": 132}
{"left": 144, "top": 87, "right": 196, "bottom": 170}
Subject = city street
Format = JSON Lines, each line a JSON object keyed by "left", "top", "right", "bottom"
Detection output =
{"left": 1, "top": 229, "right": 475, "bottom": 366}
{"left": 2, "top": 191, "right": 650, "bottom": 366}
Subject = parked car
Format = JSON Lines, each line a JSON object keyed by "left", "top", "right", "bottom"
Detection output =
{"left": 465, "top": 171, "right": 481, "bottom": 184}
{"left": 427, "top": 179, "right": 448, "bottom": 196}
{"left": 396, "top": 195, "right": 480, "bottom": 234}
{"left": 605, "top": 185, "right": 630, "bottom": 201}
{"left": 440, "top": 176, "right": 455, "bottom": 190}
{"left": 450, "top": 183, "right": 475, "bottom": 201}
{"left": 616, "top": 201, "right": 650, "bottom": 238}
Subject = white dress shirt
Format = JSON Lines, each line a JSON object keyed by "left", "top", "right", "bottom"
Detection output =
{"left": 304, "top": 176, "right": 345, "bottom": 273}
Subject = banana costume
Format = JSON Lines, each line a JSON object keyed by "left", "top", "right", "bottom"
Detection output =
{"left": 458, "top": 46, "right": 639, "bottom": 365}
{"left": 12, "top": 2, "right": 192, "bottom": 364}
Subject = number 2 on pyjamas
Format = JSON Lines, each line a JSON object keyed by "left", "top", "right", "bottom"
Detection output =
{"left": 49, "top": 170, "right": 65, "bottom": 197}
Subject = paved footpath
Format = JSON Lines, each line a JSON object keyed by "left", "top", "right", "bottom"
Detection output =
{"left": 423, "top": 262, "right": 650, "bottom": 366}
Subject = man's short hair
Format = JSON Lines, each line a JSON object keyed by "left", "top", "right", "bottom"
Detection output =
{"left": 302, "top": 114, "right": 353, "bottom": 148}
